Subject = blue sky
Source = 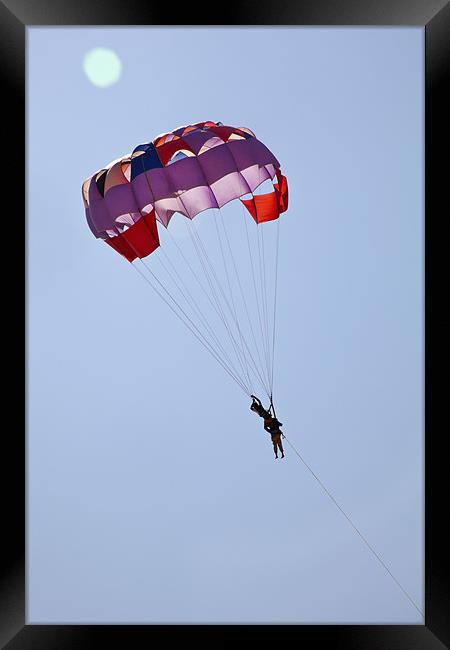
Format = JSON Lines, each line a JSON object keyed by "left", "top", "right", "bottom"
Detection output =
{"left": 27, "top": 27, "right": 423, "bottom": 623}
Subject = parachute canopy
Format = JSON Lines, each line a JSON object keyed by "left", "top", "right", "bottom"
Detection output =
{"left": 82, "top": 121, "right": 288, "bottom": 401}
{"left": 82, "top": 121, "right": 288, "bottom": 262}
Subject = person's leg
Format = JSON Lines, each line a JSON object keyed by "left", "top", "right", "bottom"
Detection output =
{"left": 278, "top": 439, "right": 285, "bottom": 458}
{"left": 272, "top": 437, "right": 278, "bottom": 458}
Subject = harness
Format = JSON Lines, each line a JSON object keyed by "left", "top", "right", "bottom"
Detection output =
{"left": 264, "top": 416, "right": 279, "bottom": 433}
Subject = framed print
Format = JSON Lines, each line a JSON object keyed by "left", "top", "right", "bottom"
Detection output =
{"left": 1, "top": 0, "right": 448, "bottom": 647}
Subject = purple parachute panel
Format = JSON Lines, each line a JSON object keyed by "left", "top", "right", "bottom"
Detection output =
{"left": 82, "top": 121, "right": 287, "bottom": 261}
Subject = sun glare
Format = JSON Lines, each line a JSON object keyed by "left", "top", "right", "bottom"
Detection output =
{"left": 83, "top": 47, "right": 122, "bottom": 88}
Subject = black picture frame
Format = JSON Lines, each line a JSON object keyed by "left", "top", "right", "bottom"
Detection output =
{"left": 2, "top": 0, "right": 448, "bottom": 647}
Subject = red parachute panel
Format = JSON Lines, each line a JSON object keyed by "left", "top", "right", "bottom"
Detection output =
{"left": 241, "top": 170, "right": 288, "bottom": 224}
{"left": 105, "top": 210, "right": 160, "bottom": 262}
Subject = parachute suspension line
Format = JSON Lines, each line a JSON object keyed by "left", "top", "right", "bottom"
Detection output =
{"left": 167, "top": 187, "right": 251, "bottom": 390}
{"left": 254, "top": 166, "right": 273, "bottom": 385}
{"left": 242, "top": 203, "right": 270, "bottom": 392}
{"left": 130, "top": 260, "right": 250, "bottom": 396}
{"left": 153, "top": 247, "right": 244, "bottom": 386}
{"left": 214, "top": 207, "right": 271, "bottom": 398}
{"left": 185, "top": 218, "right": 252, "bottom": 393}
{"left": 188, "top": 217, "right": 266, "bottom": 395}
{"left": 260, "top": 224, "right": 272, "bottom": 388}
{"left": 269, "top": 398, "right": 277, "bottom": 419}
{"left": 159, "top": 194, "right": 246, "bottom": 384}
{"left": 270, "top": 217, "right": 280, "bottom": 398}
{"left": 132, "top": 156, "right": 242, "bottom": 383}
{"left": 164, "top": 165, "right": 250, "bottom": 386}
{"left": 130, "top": 221, "right": 250, "bottom": 393}
{"left": 139, "top": 259, "right": 249, "bottom": 396}
{"left": 186, "top": 218, "right": 251, "bottom": 392}
{"left": 218, "top": 207, "right": 272, "bottom": 399}
{"left": 164, "top": 225, "right": 249, "bottom": 386}
{"left": 124, "top": 210, "right": 249, "bottom": 391}
{"left": 189, "top": 218, "right": 250, "bottom": 379}
{"left": 212, "top": 210, "right": 253, "bottom": 393}
{"left": 283, "top": 435, "right": 424, "bottom": 618}
{"left": 190, "top": 215, "right": 272, "bottom": 401}
{"left": 217, "top": 206, "right": 268, "bottom": 394}
{"left": 256, "top": 221, "right": 272, "bottom": 388}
